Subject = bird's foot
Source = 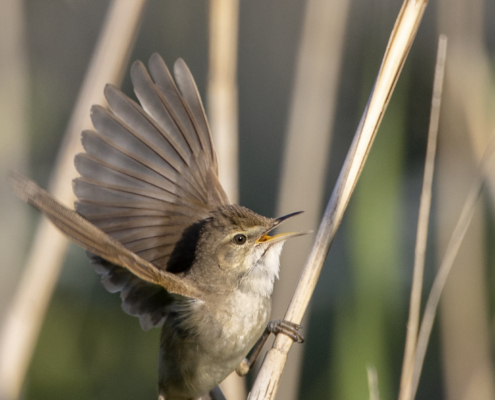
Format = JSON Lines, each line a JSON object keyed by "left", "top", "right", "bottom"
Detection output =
{"left": 267, "top": 319, "right": 304, "bottom": 343}
{"left": 235, "top": 319, "right": 304, "bottom": 377}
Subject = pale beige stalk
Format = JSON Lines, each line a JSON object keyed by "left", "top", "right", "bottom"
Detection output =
{"left": 0, "top": 1, "right": 147, "bottom": 399}
{"left": 398, "top": 34, "right": 447, "bottom": 400}
{"left": 0, "top": 0, "right": 29, "bottom": 322}
{"left": 207, "top": 0, "right": 245, "bottom": 398}
{"left": 248, "top": 0, "right": 428, "bottom": 398}
{"left": 207, "top": 0, "right": 240, "bottom": 205}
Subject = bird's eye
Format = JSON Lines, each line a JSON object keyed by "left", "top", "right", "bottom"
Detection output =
{"left": 233, "top": 234, "right": 247, "bottom": 245}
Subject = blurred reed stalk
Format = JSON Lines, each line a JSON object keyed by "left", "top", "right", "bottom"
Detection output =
{"left": 0, "top": 0, "right": 29, "bottom": 322}
{"left": 248, "top": 0, "right": 428, "bottom": 398}
{"left": 207, "top": 1, "right": 244, "bottom": 398}
{"left": 436, "top": 0, "right": 495, "bottom": 398}
{"left": 271, "top": 0, "right": 350, "bottom": 398}
{"left": 207, "top": 0, "right": 240, "bottom": 205}
{"left": 410, "top": 132, "right": 495, "bottom": 399}
{"left": 398, "top": 34, "right": 447, "bottom": 400}
{"left": 0, "top": 1, "right": 147, "bottom": 399}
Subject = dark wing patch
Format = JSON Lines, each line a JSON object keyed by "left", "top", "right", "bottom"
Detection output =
{"left": 89, "top": 254, "right": 173, "bottom": 331}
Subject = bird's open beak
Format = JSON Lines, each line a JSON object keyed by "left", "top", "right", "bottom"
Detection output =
{"left": 255, "top": 211, "right": 311, "bottom": 244}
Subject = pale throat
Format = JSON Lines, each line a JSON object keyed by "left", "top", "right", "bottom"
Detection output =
{"left": 239, "top": 241, "right": 285, "bottom": 297}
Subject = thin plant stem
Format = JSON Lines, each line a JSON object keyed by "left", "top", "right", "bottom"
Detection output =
{"left": 398, "top": 34, "right": 447, "bottom": 400}
{"left": 409, "top": 131, "right": 495, "bottom": 399}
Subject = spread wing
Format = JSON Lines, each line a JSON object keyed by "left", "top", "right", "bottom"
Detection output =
{"left": 73, "top": 55, "right": 228, "bottom": 329}
{"left": 75, "top": 55, "right": 229, "bottom": 269}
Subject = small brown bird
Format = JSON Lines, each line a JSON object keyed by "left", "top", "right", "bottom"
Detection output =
{"left": 11, "top": 53, "right": 306, "bottom": 400}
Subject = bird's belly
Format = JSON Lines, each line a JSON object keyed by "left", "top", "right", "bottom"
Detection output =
{"left": 159, "top": 294, "right": 270, "bottom": 398}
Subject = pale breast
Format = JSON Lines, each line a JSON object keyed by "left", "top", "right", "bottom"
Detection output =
{"left": 159, "top": 292, "right": 271, "bottom": 398}
{"left": 213, "top": 291, "right": 271, "bottom": 354}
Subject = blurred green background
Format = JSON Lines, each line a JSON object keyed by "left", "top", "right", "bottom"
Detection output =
{"left": 1, "top": 0, "right": 495, "bottom": 399}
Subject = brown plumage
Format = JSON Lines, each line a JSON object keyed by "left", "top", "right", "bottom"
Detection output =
{"left": 11, "top": 54, "right": 307, "bottom": 400}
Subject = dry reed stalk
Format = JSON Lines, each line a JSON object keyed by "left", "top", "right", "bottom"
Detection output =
{"left": 398, "top": 34, "right": 447, "bottom": 400}
{"left": 0, "top": 0, "right": 29, "bottom": 320}
{"left": 207, "top": 0, "right": 240, "bottom": 205}
{"left": 207, "top": 1, "right": 245, "bottom": 398}
{"left": 409, "top": 133, "right": 495, "bottom": 399}
{"left": 271, "top": 0, "right": 350, "bottom": 398}
{"left": 248, "top": 0, "right": 428, "bottom": 398}
{"left": 0, "top": 1, "right": 147, "bottom": 399}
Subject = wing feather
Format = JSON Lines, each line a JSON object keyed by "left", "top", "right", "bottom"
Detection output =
{"left": 147, "top": 54, "right": 204, "bottom": 157}
{"left": 173, "top": 58, "right": 215, "bottom": 164}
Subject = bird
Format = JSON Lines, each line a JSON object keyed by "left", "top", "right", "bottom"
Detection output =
{"left": 10, "top": 53, "right": 307, "bottom": 400}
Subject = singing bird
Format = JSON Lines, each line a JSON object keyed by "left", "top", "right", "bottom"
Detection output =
{"left": 11, "top": 53, "right": 306, "bottom": 400}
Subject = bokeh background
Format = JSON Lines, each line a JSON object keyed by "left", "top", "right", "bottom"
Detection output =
{"left": 1, "top": 0, "right": 495, "bottom": 399}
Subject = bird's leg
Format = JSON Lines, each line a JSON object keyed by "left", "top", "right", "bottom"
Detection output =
{"left": 207, "top": 386, "right": 226, "bottom": 400}
{"left": 235, "top": 320, "right": 304, "bottom": 376}
{"left": 235, "top": 328, "right": 271, "bottom": 376}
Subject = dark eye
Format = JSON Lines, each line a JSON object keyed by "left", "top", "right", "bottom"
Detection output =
{"left": 233, "top": 234, "right": 247, "bottom": 245}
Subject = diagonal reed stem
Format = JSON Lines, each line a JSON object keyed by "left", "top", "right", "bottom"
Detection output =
{"left": 248, "top": 0, "right": 429, "bottom": 398}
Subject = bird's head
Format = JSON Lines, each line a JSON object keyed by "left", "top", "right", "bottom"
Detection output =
{"left": 189, "top": 205, "right": 307, "bottom": 297}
